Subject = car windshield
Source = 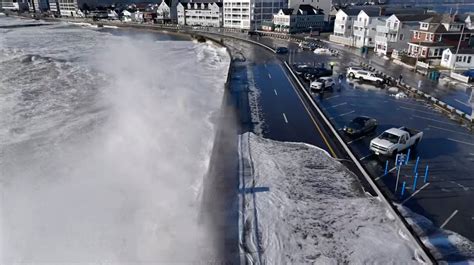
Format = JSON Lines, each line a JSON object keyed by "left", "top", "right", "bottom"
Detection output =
{"left": 379, "top": 132, "right": 400, "bottom": 144}
{"left": 348, "top": 118, "right": 366, "bottom": 129}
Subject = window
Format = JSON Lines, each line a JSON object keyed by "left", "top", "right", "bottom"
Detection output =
{"left": 468, "top": 56, "right": 472, "bottom": 64}
{"left": 399, "top": 34, "right": 404, "bottom": 40}
{"left": 463, "top": 56, "right": 467, "bottom": 62}
{"left": 457, "top": 56, "right": 462, "bottom": 62}
{"left": 414, "top": 31, "right": 420, "bottom": 39}
{"left": 342, "top": 16, "right": 345, "bottom": 20}
{"left": 341, "top": 25, "right": 344, "bottom": 29}
{"left": 443, "top": 53, "right": 450, "bottom": 61}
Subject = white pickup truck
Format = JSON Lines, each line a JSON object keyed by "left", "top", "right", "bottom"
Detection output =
{"left": 370, "top": 127, "right": 423, "bottom": 156}
{"left": 347, "top": 69, "right": 384, "bottom": 84}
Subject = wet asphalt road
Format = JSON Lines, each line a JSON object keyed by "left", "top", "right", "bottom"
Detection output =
{"left": 202, "top": 32, "right": 474, "bottom": 262}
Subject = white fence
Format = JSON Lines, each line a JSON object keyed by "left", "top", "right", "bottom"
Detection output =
{"left": 450, "top": 72, "right": 471, "bottom": 83}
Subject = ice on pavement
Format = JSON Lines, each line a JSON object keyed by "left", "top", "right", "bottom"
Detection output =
{"left": 239, "top": 132, "right": 422, "bottom": 264}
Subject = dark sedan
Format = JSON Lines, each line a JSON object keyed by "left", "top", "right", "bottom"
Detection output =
{"left": 303, "top": 68, "right": 333, "bottom": 81}
{"left": 343, "top": 116, "right": 378, "bottom": 137}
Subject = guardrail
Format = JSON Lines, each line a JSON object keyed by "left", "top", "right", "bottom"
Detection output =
{"left": 360, "top": 62, "right": 474, "bottom": 131}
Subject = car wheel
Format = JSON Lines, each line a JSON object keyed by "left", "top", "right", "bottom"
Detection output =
{"left": 359, "top": 77, "right": 364, "bottom": 81}
{"left": 376, "top": 80, "right": 382, "bottom": 86}
{"left": 348, "top": 73, "right": 354, "bottom": 79}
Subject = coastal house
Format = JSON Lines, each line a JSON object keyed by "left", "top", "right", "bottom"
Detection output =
{"left": 272, "top": 5, "right": 324, "bottom": 34}
{"left": 374, "top": 14, "right": 434, "bottom": 56}
{"left": 287, "top": 0, "right": 331, "bottom": 22}
{"left": 177, "top": 2, "right": 223, "bottom": 27}
{"left": 132, "top": 10, "right": 144, "bottom": 22}
{"left": 223, "top": 0, "right": 286, "bottom": 30}
{"left": 156, "top": 0, "right": 172, "bottom": 24}
{"left": 440, "top": 48, "right": 474, "bottom": 70}
{"left": 329, "top": 8, "right": 360, "bottom": 46}
{"left": 121, "top": 10, "right": 132, "bottom": 22}
{"left": 352, "top": 9, "right": 386, "bottom": 48}
{"left": 407, "top": 14, "right": 473, "bottom": 61}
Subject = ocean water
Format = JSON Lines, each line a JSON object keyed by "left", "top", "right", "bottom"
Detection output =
{"left": 0, "top": 17, "right": 230, "bottom": 263}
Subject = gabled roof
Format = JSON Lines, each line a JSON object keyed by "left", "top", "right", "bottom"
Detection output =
{"left": 395, "top": 14, "right": 434, "bottom": 22}
{"left": 280, "top": 8, "right": 293, "bottom": 16}
{"left": 422, "top": 14, "right": 463, "bottom": 24}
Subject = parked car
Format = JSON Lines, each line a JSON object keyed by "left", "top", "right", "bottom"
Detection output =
{"left": 293, "top": 64, "right": 312, "bottom": 75}
{"left": 369, "top": 127, "right": 423, "bottom": 156}
{"left": 275, "top": 47, "right": 289, "bottom": 54}
{"left": 313, "top": 48, "right": 335, "bottom": 56}
{"left": 343, "top": 116, "right": 378, "bottom": 137}
{"left": 310, "top": 77, "right": 335, "bottom": 92}
{"left": 347, "top": 69, "right": 384, "bottom": 85}
{"left": 303, "top": 68, "right": 333, "bottom": 81}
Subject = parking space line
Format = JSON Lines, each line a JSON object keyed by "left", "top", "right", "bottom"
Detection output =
{"left": 428, "top": 125, "right": 474, "bottom": 137}
{"left": 330, "top": 110, "right": 355, "bottom": 119}
{"left": 274, "top": 89, "right": 278, "bottom": 96}
{"left": 282, "top": 113, "right": 288, "bottom": 123}
{"left": 455, "top": 99, "right": 471, "bottom": 108}
{"left": 412, "top": 114, "right": 457, "bottom": 126}
{"left": 347, "top": 135, "right": 365, "bottom": 144}
{"left": 268, "top": 73, "right": 272, "bottom": 79}
{"left": 375, "top": 167, "right": 397, "bottom": 180}
{"left": 440, "top": 210, "right": 459, "bottom": 229}
{"left": 359, "top": 154, "right": 372, "bottom": 161}
{"left": 326, "top": 102, "right": 347, "bottom": 109}
{"left": 401, "top": 183, "right": 430, "bottom": 205}
{"left": 399, "top": 106, "right": 440, "bottom": 116}
{"left": 447, "top": 138, "right": 474, "bottom": 146}
{"left": 324, "top": 95, "right": 340, "bottom": 100}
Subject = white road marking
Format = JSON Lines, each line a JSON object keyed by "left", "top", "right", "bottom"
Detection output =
{"left": 331, "top": 110, "right": 355, "bottom": 119}
{"left": 273, "top": 89, "right": 278, "bottom": 96}
{"left": 451, "top": 181, "right": 470, "bottom": 191}
{"left": 264, "top": 63, "right": 267, "bottom": 68}
{"left": 455, "top": 99, "right": 471, "bottom": 108}
{"left": 347, "top": 135, "right": 366, "bottom": 144}
{"left": 359, "top": 154, "right": 373, "bottom": 161}
{"left": 327, "top": 102, "right": 348, "bottom": 109}
{"left": 447, "top": 138, "right": 474, "bottom": 146}
{"left": 428, "top": 125, "right": 474, "bottom": 137}
{"left": 440, "top": 210, "right": 459, "bottom": 229}
{"left": 401, "top": 183, "right": 430, "bottom": 205}
{"left": 399, "top": 106, "right": 440, "bottom": 116}
{"left": 412, "top": 114, "right": 457, "bottom": 126}
{"left": 324, "top": 95, "right": 340, "bottom": 101}
{"left": 282, "top": 113, "right": 288, "bottom": 123}
{"left": 470, "top": 153, "right": 474, "bottom": 156}
{"left": 375, "top": 167, "right": 397, "bottom": 180}
{"left": 268, "top": 73, "right": 272, "bottom": 79}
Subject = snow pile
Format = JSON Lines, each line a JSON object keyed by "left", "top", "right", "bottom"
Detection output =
{"left": 239, "top": 132, "right": 422, "bottom": 264}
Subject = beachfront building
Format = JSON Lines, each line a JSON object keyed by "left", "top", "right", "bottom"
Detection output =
{"left": 156, "top": 0, "right": 172, "bottom": 23}
{"left": 272, "top": 5, "right": 324, "bottom": 33}
{"left": 374, "top": 14, "right": 434, "bottom": 56}
{"left": 352, "top": 9, "right": 386, "bottom": 48}
{"left": 407, "top": 14, "right": 473, "bottom": 60}
{"left": 58, "top": 0, "right": 77, "bottom": 16}
{"left": 329, "top": 8, "right": 359, "bottom": 46}
{"left": 177, "top": 2, "right": 223, "bottom": 27}
{"left": 29, "top": 0, "right": 48, "bottom": 12}
{"left": 223, "top": 0, "right": 287, "bottom": 30}
{"left": 440, "top": 48, "right": 474, "bottom": 70}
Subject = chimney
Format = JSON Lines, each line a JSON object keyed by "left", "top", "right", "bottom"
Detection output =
{"left": 379, "top": 7, "right": 385, "bottom": 16}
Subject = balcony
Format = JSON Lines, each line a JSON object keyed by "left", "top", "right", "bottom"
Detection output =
{"left": 353, "top": 20, "right": 367, "bottom": 28}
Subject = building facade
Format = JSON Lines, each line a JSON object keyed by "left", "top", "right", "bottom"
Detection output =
{"left": 440, "top": 48, "right": 474, "bottom": 70}
{"left": 177, "top": 2, "right": 223, "bottom": 27}
{"left": 59, "top": 0, "right": 78, "bottom": 16}
{"left": 273, "top": 5, "right": 324, "bottom": 33}
{"left": 407, "top": 14, "right": 473, "bottom": 60}
{"left": 223, "top": 0, "right": 286, "bottom": 29}
{"left": 374, "top": 14, "right": 433, "bottom": 56}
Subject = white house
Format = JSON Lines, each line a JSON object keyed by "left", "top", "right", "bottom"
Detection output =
{"left": 132, "top": 10, "right": 144, "bottom": 22}
{"left": 352, "top": 10, "right": 387, "bottom": 48}
{"left": 157, "top": 0, "right": 171, "bottom": 23}
{"left": 177, "top": 2, "right": 223, "bottom": 27}
{"left": 223, "top": 0, "right": 287, "bottom": 30}
{"left": 121, "top": 10, "right": 132, "bottom": 22}
{"left": 441, "top": 48, "right": 474, "bottom": 70}
{"left": 273, "top": 5, "right": 324, "bottom": 34}
{"left": 329, "top": 9, "right": 360, "bottom": 46}
{"left": 108, "top": 10, "right": 119, "bottom": 20}
{"left": 374, "top": 14, "right": 433, "bottom": 56}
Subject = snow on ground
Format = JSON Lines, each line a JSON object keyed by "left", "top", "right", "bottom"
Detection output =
{"left": 398, "top": 206, "right": 474, "bottom": 264}
{"left": 239, "top": 132, "right": 422, "bottom": 264}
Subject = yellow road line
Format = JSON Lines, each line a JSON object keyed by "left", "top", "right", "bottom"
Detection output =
{"left": 279, "top": 64, "right": 338, "bottom": 158}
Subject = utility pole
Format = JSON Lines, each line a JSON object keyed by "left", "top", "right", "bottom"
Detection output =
{"left": 452, "top": 24, "right": 465, "bottom": 73}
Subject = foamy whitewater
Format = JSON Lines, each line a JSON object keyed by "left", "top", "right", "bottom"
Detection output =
{"left": 0, "top": 17, "right": 229, "bottom": 263}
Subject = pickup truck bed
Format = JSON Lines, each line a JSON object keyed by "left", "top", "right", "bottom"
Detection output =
{"left": 400, "top": 127, "right": 421, "bottom": 137}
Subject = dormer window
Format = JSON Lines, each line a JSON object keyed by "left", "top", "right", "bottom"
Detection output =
{"left": 420, "top": 23, "right": 429, "bottom": 29}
